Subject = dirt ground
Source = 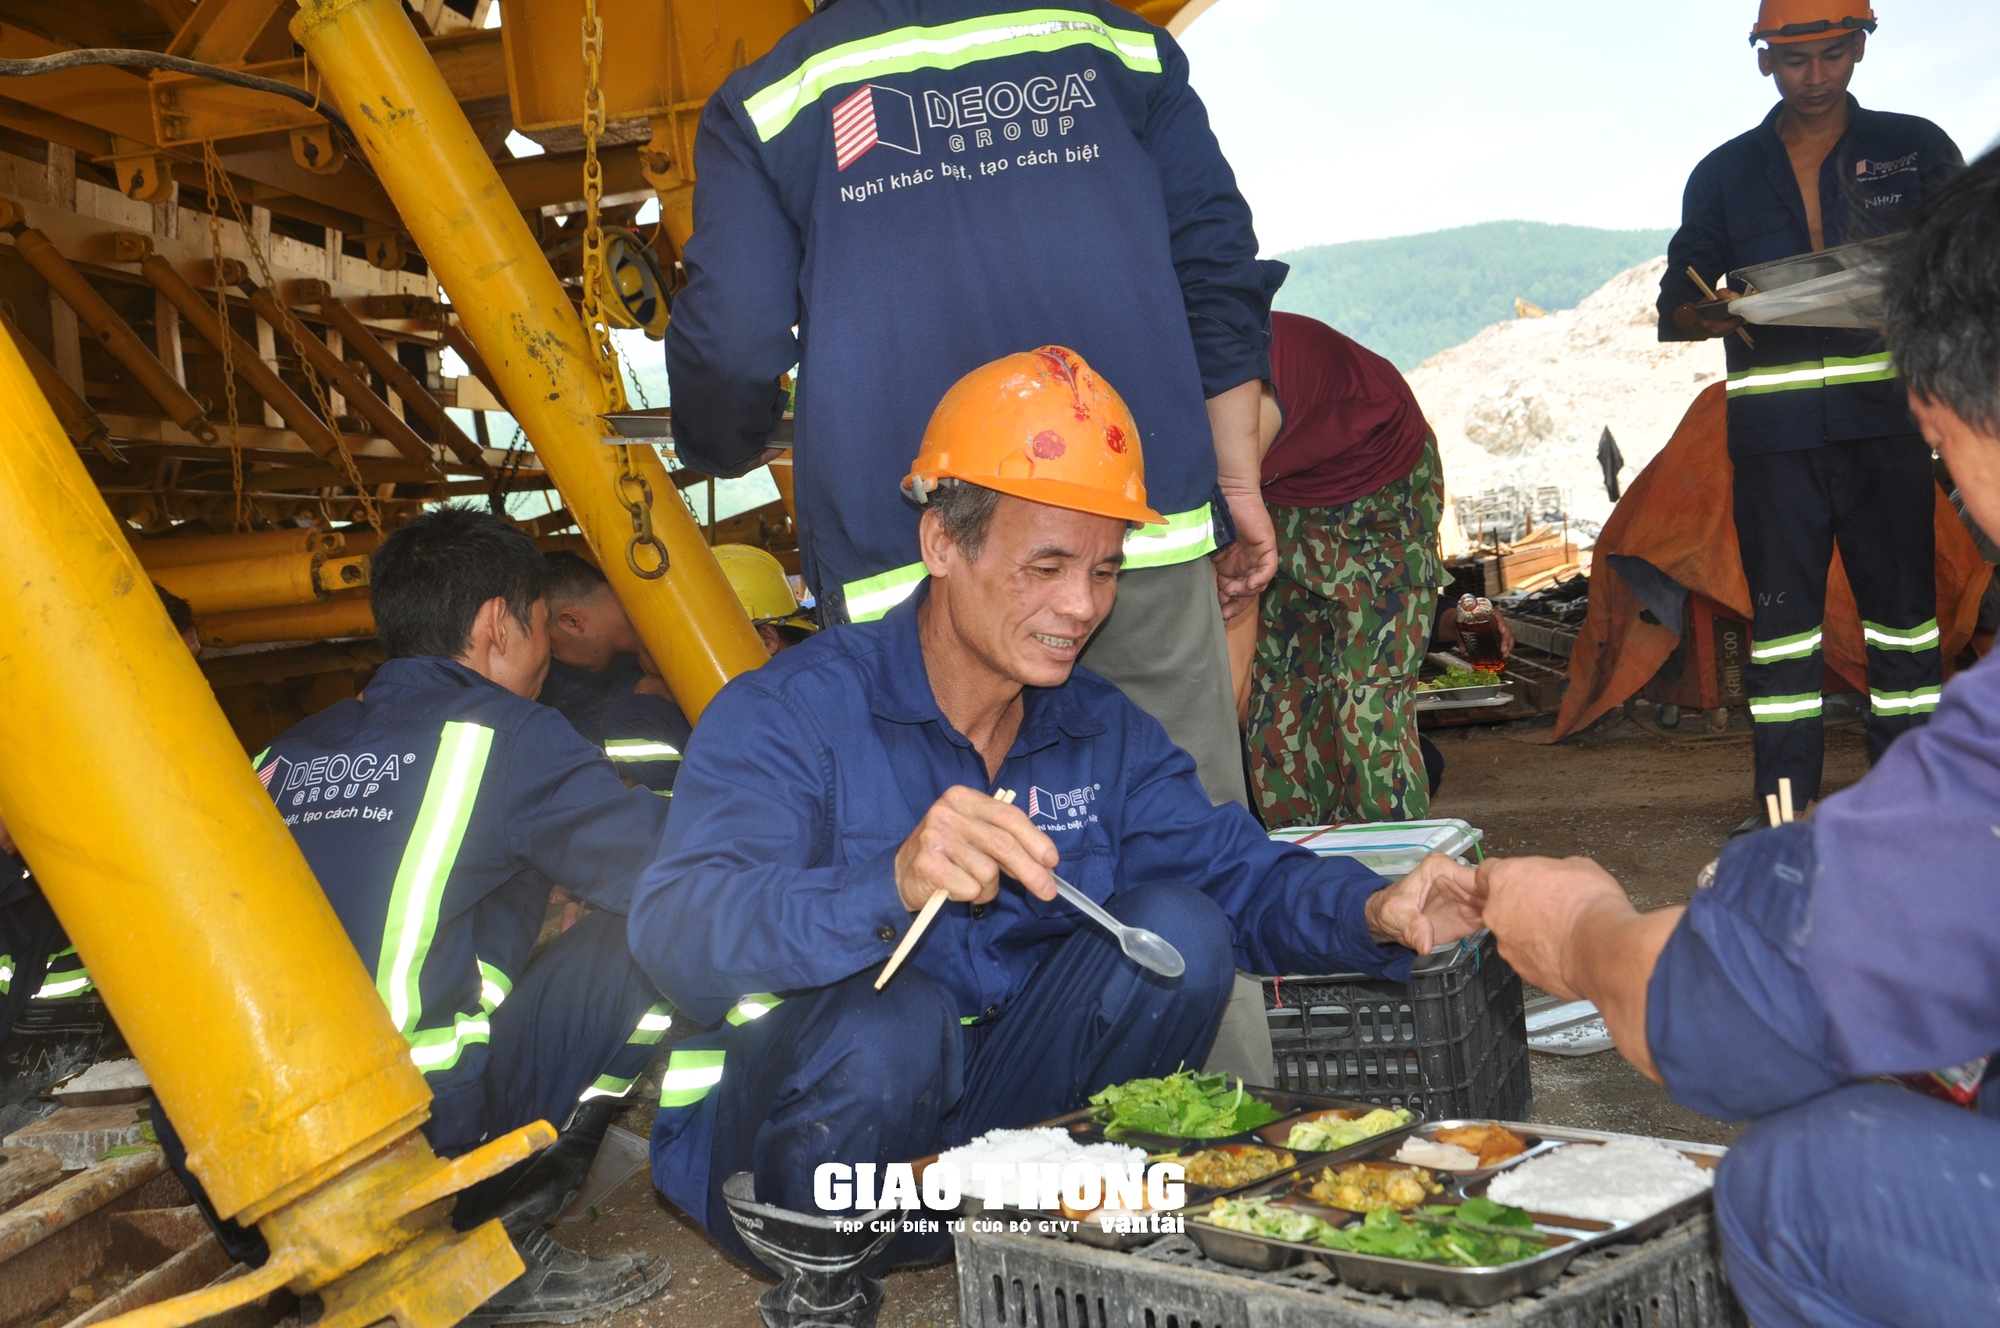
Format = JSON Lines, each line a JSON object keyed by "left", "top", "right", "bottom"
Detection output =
{"left": 571, "top": 707, "right": 1875, "bottom": 1327}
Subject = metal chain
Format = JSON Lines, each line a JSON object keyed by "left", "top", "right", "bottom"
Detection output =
{"left": 203, "top": 141, "right": 382, "bottom": 535}
{"left": 201, "top": 146, "right": 246, "bottom": 532}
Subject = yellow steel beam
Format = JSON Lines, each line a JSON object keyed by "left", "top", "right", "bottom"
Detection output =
{"left": 133, "top": 525, "right": 342, "bottom": 568}
{"left": 294, "top": 0, "right": 765, "bottom": 720}
{"left": 0, "top": 303, "right": 536, "bottom": 1328}
{"left": 150, "top": 549, "right": 340, "bottom": 615}
{"left": 197, "top": 589, "right": 375, "bottom": 648}
{"left": 165, "top": 0, "right": 296, "bottom": 65}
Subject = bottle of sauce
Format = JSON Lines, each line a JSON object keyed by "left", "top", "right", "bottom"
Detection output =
{"left": 1455, "top": 593, "right": 1507, "bottom": 673}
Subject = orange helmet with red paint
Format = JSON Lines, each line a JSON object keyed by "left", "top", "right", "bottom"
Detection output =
{"left": 1750, "top": 0, "right": 1877, "bottom": 45}
{"left": 903, "top": 347, "right": 1163, "bottom": 526}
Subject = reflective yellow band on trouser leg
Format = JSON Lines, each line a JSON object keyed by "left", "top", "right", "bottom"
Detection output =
{"left": 1749, "top": 692, "right": 1824, "bottom": 723}
{"left": 841, "top": 502, "right": 1216, "bottom": 622}
{"left": 659, "top": 1048, "right": 726, "bottom": 1108}
{"left": 1861, "top": 619, "right": 1941, "bottom": 652}
{"left": 32, "top": 945, "right": 93, "bottom": 999}
{"left": 726, "top": 992, "right": 784, "bottom": 1026}
{"left": 1869, "top": 686, "right": 1941, "bottom": 716}
{"left": 1749, "top": 627, "right": 1822, "bottom": 663}
{"left": 477, "top": 959, "right": 512, "bottom": 1014}
{"left": 577, "top": 1003, "right": 677, "bottom": 1103}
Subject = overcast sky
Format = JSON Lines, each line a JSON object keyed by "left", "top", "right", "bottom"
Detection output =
{"left": 1177, "top": 0, "right": 2000, "bottom": 256}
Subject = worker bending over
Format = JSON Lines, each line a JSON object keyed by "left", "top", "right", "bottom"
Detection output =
{"left": 161, "top": 509, "right": 674, "bottom": 1325}
{"left": 714, "top": 543, "right": 818, "bottom": 657}
{"left": 666, "top": 0, "right": 1281, "bottom": 812}
{"left": 540, "top": 550, "right": 690, "bottom": 796}
{"left": 1474, "top": 149, "right": 2000, "bottom": 1328}
{"left": 1658, "top": 2, "right": 1960, "bottom": 826}
{"left": 632, "top": 350, "right": 1480, "bottom": 1274}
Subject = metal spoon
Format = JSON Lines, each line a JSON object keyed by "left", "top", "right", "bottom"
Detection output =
{"left": 1052, "top": 873, "right": 1185, "bottom": 978}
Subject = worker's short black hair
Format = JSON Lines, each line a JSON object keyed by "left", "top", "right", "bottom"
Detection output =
{"left": 370, "top": 506, "right": 544, "bottom": 659}
{"left": 925, "top": 480, "right": 1004, "bottom": 560}
{"left": 153, "top": 582, "right": 195, "bottom": 635}
{"left": 1885, "top": 146, "right": 2000, "bottom": 435}
{"left": 543, "top": 549, "right": 612, "bottom": 610}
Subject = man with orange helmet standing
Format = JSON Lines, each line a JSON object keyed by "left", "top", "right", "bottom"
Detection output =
{"left": 664, "top": 0, "right": 1280, "bottom": 814}
{"left": 627, "top": 351, "right": 1481, "bottom": 1304}
{"left": 1659, "top": 3, "right": 1960, "bottom": 830}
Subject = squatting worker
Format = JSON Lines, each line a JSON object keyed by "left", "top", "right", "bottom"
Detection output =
{"left": 540, "top": 551, "right": 691, "bottom": 797}
{"left": 1241, "top": 312, "right": 1446, "bottom": 828}
{"left": 157, "top": 509, "right": 674, "bottom": 1326}
{"left": 665, "top": 0, "right": 1283, "bottom": 811}
{"left": 1657, "top": 0, "right": 1961, "bottom": 828}
{"left": 1472, "top": 149, "right": 2000, "bottom": 1328}
{"left": 630, "top": 350, "right": 1481, "bottom": 1272}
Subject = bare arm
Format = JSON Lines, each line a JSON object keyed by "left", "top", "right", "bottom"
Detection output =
{"left": 1209, "top": 379, "right": 1276, "bottom": 620}
{"left": 1475, "top": 856, "right": 1682, "bottom": 1081}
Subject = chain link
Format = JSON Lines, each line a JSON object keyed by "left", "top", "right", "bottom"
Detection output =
{"left": 581, "top": 0, "right": 666, "bottom": 579}
{"left": 201, "top": 147, "right": 246, "bottom": 532}
{"left": 203, "top": 141, "right": 382, "bottom": 535}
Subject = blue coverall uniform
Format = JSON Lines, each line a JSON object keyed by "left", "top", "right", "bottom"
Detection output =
{"left": 1647, "top": 646, "right": 2000, "bottom": 1327}
{"left": 1658, "top": 97, "right": 1961, "bottom": 803}
{"left": 663, "top": 0, "right": 1282, "bottom": 619}
{"left": 629, "top": 587, "right": 1419, "bottom": 1269}
{"left": 0, "top": 852, "right": 92, "bottom": 1039}
{"left": 539, "top": 655, "right": 692, "bottom": 796}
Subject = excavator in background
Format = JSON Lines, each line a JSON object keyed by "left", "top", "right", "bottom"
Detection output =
{"left": 0, "top": 3, "right": 1213, "bottom": 1328}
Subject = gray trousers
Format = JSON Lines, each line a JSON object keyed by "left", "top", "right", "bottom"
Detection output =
{"left": 1077, "top": 556, "right": 1273, "bottom": 1084}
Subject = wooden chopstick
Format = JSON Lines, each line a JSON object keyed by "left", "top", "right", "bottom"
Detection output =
{"left": 1685, "top": 265, "right": 1756, "bottom": 349}
{"left": 1777, "top": 778, "right": 1795, "bottom": 824}
{"left": 1765, "top": 794, "right": 1783, "bottom": 829}
{"left": 876, "top": 788, "right": 1015, "bottom": 990}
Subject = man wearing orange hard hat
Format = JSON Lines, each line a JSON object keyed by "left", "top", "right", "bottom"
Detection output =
{"left": 1659, "top": 3, "right": 1962, "bottom": 832}
{"left": 625, "top": 349, "right": 1481, "bottom": 1293}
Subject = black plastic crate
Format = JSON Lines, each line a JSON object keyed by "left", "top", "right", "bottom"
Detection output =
{"left": 957, "top": 1214, "right": 1745, "bottom": 1327}
{"left": 1262, "top": 930, "right": 1530, "bottom": 1121}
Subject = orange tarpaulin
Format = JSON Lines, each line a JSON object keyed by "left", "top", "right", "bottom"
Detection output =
{"left": 1550, "top": 383, "right": 1991, "bottom": 741}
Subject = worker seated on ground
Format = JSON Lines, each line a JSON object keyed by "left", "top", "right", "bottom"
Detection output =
{"left": 1466, "top": 149, "right": 2000, "bottom": 1328}
{"left": 714, "top": 542, "right": 818, "bottom": 657}
{"left": 1, "top": 582, "right": 198, "bottom": 1046}
{"left": 630, "top": 349, "right": 1481, "bottom": 1273}
{"left": 540, "top": 550, "right": 690, "bottom": 796}
{"left": 157, "top": 508, "right": 675, "bottom": 1325}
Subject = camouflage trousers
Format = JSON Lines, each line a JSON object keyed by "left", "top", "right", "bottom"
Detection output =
{"left": 1247, "top": 434, "right": 1444, "bottom": 829}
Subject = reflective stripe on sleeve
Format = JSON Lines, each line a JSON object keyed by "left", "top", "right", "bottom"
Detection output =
{"left": 605, "top": 740, "right": 681, "bottom": 762}
{"left": 1870, "top": 686, "right": 1941, "bottom": 715}
{"left": 1749, "top": 627, "right": 1822, "bottom": 662}
{"left": 377, "top": 722, "right": 495, "bottom": 1035}
{"left": 726, "top": 993, "right": 784, "bottom": 1026}
{"left": 406, "top": 1010, "right": 492, "bottom": 1072}
{"left": 1862, "top": 619, "right": 1940, "bottom": 652}
{"left": 477, "top": 959, "right": 512, "bottom": 1014}
{"left": 0, "top": 955, "right": 11, "bottom": 995}
{"left": 659, "top": 1049, "right": 726, "bottom": 1108}
{"left": 1121, "top": 503, "right": 1217, "bottom": 570}
{"left": 1749, "top": 692, "right": 1824, "bottom": 722}
{"left": 843, "top": 563, "right": 928, "bottom": 624}
{"left": 32, "top": 946, "right": 93, "bottom": 999}
{"left": 629, "top": 1003, "right": 675, "bottom": 1046}
{"left": 744, "top": 10, "right": 1161, "bottom": 141}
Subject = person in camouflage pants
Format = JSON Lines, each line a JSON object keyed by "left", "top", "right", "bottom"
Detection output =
{"left": 1246, "top": 432, "right": 1444, "bottom": 828}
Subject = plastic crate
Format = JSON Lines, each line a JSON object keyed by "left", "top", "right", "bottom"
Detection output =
{"left": 1263, "top": 930, "right": 1530, "bottom": 1121}
{"left": 957, "top": 1213, "right": 1746, "bottom": 1328}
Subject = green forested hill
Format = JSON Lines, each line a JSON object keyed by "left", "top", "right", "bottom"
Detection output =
{"left": 1272, "top": 221, "right": 1676, "bottom": 370}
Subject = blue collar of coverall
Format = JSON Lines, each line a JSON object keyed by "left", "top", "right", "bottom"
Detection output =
{"left": 1753, "top": 92, "right": 1873, "bottom": 249}
{"left": 365, "top": 653, "right": 517, "bottom": 700}
{"left": 865, "top": 580, "right": 1108, "bottom": 758}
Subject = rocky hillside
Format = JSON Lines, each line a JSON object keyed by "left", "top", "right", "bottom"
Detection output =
{"left": 1407, "top": 258, "right": 1727, "bottom": 540}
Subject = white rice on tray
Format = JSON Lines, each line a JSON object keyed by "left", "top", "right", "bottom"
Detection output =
{"left": 1485, "top": 1138, "right": 1713, "bottom": 1223}
{"left": 935, "top": 1128, "right": 1146, "bottom": 1201}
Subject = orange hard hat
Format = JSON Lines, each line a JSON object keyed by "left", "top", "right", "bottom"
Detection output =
{"left": 903, "top": 347, "right": 1164, "bottom": 526}
{"left": 1750, "top": 0, "right": 1876, "bottom": 45}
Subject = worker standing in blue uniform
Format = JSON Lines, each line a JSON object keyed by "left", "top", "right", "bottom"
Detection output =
{"left": 630, "top": 351, "right": 1482, "bottom": 1297}
{"left": 1658, "top": 1, "right": 1960, "bottom": 825}
{"left": 1474, "top": 148, "right": 2000, "bottom": 1328}
{"left": 540, "top": 551, "right": 690, "bottom": 796}
{"left": 664, "top": 0, "right": 1283, "bottom": 814}
{"left": 159, "top": 509, "right": 675, "bottom": 1325}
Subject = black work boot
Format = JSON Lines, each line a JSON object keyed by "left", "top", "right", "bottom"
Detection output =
{"left": 488, "top": 1097, "right": 626, "bottom": 1238}
{"left": 462, "top": 1226, "right": 672, "bottom": 1326}
{"left": 722, "top": 1172, "right": 900, "bottom": 1328}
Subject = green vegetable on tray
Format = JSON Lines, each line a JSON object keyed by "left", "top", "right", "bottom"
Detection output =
{"left": 1285, "top": 1106, "right": 1412, "bottom": 1152}
{"left": 1315, "top": 1198, "right": 1548, "bottom": 1267}
{"left": 1419, "top": 668, "right": 1501, "bottom": 692}
{"left": 1088, "top": 1069, "right": 1283, "bottom": 1139}
{"left": 1202, "top": 1197, "right": 1342, "bottom": 1244}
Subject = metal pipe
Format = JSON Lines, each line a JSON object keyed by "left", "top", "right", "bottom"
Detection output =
{"left": 0, "top": 311, "right": 536, "bottom": 1328}
{"left": 133, "top": 526, "right": 342, "bottom": 569}
{"left": 314, "top": 293, "right": 493, "bottom": 477}
{"left": 196, "top": 590, "right": 375, "bottom": 648}
{"left": 293, "top": 0, "right": 765, "bottom": 720}
{"left": 13, "top": 229, "right": 218, "bottom": 445}
{"left": 150, "top": 550, "right": 331, "bottom": 616}
{"left": 245, "top": 284, "right": 442, "bottom": 476}
{"left": 140, "top": 254, "right": 349, "bottom": 465}
{"left": 0, "top": 311, "right": 119, "bottom": 462}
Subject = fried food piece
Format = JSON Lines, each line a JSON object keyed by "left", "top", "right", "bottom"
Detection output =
{"left": 1183, "top": 1146, "right": 1296, "bottom": 1188}
{"left": 1308, "top": 1163, "right": 1442, "bottom": 1212}
{"left": 1434, "top": 1124, "right": 1529, "bottom": 1166}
